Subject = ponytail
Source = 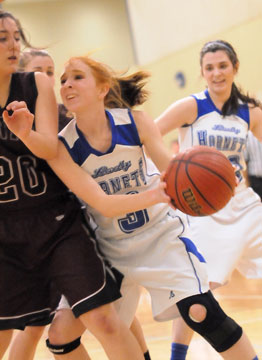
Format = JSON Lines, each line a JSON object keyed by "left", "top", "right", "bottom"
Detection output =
{"left": 222, "top": 83, "right": 262, "bottom": 116}
{"left": 105, "top": 71, "right": 150, "bottom": 109}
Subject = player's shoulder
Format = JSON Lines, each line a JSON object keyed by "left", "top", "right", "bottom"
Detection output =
{"left": 191, "top": 90, "right": 207, "bottom": 101}
{"left": 58, "top": 118, "right": 77, "bottom": 145}
{"left": 106, "top": 107, "right": 134, "bottom": 125}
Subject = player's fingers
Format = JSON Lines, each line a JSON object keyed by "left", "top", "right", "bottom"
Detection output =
{"left": 6, "top": 101, "right": 27, "bottom": 111}
{"left": 158, "top": 181, "right": 167, "bottom": 194}
{"left": 160, "top": 171, "right": 166, "bottom": 181}
{"left": 2, "top": 110, "right": 10, "bottom": 121}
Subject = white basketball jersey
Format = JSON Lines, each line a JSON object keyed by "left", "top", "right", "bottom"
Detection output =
{"left": 59, "top": 108, "right": 169, "bottom": 241}
{"left": 179, "top": 89, "right": 250, "bottom": 185}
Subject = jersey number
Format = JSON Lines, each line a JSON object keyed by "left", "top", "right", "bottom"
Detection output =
{"left": 118, "top": 191, "right": 149, "bottom": 233}
{"left": 0, "top": 155, "right": 47, "bottom": 203}
{"left": 227, "top": 155, "right": 243, "bottom": 182}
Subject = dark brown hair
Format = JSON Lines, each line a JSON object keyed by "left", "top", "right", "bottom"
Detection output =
{"left": 0, "top": 10, "right": 33, "bottom": 48}
{"left": 200, "top": 40, "right": 261, "bottom": 115}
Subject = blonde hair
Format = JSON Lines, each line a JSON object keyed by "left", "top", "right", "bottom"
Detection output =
{"left": 68, "top": 56, "right": 150, "bottom": 108}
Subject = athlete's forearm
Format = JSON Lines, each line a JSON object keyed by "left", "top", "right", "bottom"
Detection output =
{"left": 95, "top": 186, "right": 170, "bottom": 218}
{"left": 22, "top": 130, "right": 58, "bottom": 160}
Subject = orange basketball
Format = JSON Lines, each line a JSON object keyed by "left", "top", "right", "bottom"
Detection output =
{"left": 164, "top": 146, "right": 236, "bottom": 216}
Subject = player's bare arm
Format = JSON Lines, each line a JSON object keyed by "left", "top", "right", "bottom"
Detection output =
{"left": 155, "top": 96, "right": 197, "bottom": 136}
{"left": 48, "top": 141, "right": 170, "bottom": 217}
{"left": 133, "top": 110, "right": 173, "bottom": 172}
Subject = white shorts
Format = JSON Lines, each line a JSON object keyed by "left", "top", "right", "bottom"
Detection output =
{"left": 99, "top": 209, "right": 209, "bottom": 324}
{"left": 187, "top": 185, "right": 262, "bottom": 285}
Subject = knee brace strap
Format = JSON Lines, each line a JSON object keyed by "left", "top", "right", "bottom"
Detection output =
{"left": 46, "top": 337, "right": 81, "bottom": 354}
{"left": 177, "top": 291, "right": 242, "bottom": 352}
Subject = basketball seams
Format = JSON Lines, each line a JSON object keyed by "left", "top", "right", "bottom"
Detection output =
{"left": 165, "top": 155, "right": 188, "bottom": 212}
{"left": 165, "top": 146, "right": 236, "bottom": 216}
{"left": 172, "top": 152, "right": 234, "bottom": 191}
{"left": 186, "top": 161, "right": 234, "bottom": 191}
{"left": 174, "top": 153, "right": 190, "bottom": 213}
{"left": 184, "top": 162, "right": 219, "bottom": 212}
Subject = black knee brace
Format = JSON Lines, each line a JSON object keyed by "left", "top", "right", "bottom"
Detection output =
{"left": 46, "top": 337, "right": 81, "bottom": 355}
{"left": 177, "top": 291, "right": 242, "bottom": 352}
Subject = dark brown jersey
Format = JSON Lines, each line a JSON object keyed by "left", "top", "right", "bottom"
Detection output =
{"left": 0, "top": 72, "right": 68, "bottom": 213}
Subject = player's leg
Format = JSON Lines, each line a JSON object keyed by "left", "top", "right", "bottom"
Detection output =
{"left": 220, "top": 332, "right": 258, "bottom": 360}
{"left": 170, "top": 281, "right": 222, "bottom": 360}
{"left": 48, "top": 283, "right": 146, "bottom": 360}
{"left": 8, "top": 326, "right": 45, "bottom": 360}
{"left": 48, "top": 305, "right": 144, "bottom": 360}
{"left": 130, "top": 316, "right": 151, "bottom": 360}
{"left": 133, "top": 216, "right": 258, "bottom": 360}
{"left": 177, "top": 291, "right": 258, "bottom": 360}
{"left": 47, "top": 308, "right": 90, "bottom": 360}
{"left": 0, "top": 215, "right": 60, "bottom": 360}
{"left": 0, "top": 330, "right": 13, "bottom": 358}
{"left": 170, "top": 318, "right": 194, "bottom": 360}
{"left": 47, "top": 201, "right": 143, "bottom": 360}
{"left": 79, "top": 303, "right": 144, "bottom": 360}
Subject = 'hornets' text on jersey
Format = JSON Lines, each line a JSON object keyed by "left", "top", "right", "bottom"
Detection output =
{"left": 59, "top": 108, "right": 169, "bottom": 241}
{"left": 179, "top": 89, "right": 249, "bottom": 184}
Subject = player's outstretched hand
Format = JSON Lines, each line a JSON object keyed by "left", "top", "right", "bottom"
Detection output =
{"left": 160, "top": 171, "right": 177, "bottom": 209}
{"left": 3, "top": 101, "right": 34, "bottom": 141}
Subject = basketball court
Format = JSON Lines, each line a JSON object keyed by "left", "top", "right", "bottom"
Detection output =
{"left": 3, "top": 270, "right": 261, "bottom": 359}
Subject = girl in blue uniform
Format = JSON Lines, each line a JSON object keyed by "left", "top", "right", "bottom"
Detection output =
{"left": 9, "top": 48, "right": 152, "bottom": 360}
{"left": 156, "top": 40, "right": 262, "bottom": 360}
{"left": 46, "top": 53, "right": 258, "bottom": 360}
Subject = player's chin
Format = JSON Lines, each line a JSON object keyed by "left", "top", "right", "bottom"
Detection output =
{"left": 6, "top": 63, "right": 18, "bottom": 74}
{"left": 63, "top": 103, "right": 78, "bottom": 114}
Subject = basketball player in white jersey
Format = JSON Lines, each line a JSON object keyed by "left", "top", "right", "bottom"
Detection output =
{"left": 9, "top": 49, "right": 152, "bottom": 360}
{"left": 156, "top": 39, "right": 262, "bottom": 360}
{"left": 45, "top": 54, "right": 258, "bottom": 360}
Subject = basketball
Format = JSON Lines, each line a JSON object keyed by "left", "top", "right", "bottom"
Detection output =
{"left": 164, "top": 146, "right": 236, "bottom": 216}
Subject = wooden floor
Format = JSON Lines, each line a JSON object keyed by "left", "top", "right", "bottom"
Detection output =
{"left": 4, "top": 270, "right": 262, "bottom": 359}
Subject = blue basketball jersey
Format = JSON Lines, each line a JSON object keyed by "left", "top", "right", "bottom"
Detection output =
{"left": 59, "top": 108, "right": 169, "bottom": 240}
{"left": 179, "top": 89, "right": 250, "bottom": 184}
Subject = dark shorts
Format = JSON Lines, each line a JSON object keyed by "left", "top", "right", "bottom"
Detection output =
{"left": 0, "top": 196, "right": 122, "bottom": 330}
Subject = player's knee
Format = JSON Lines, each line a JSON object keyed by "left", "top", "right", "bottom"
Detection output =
{"left": 188, "top": 303, "right": 207, "bottom": 322}
{"left": 48, "top": 309, "right": 77, "bottom": 344}
{"left": 177, "top": 291, "right": 243, "bottom": 352}
{"left": 83, "top": 305, "right": 119, "bottom": 335}
{"left": 48, "top": 317, "right": 65, "bottom": 344}
{"left": 46, "top": 337, "right": 81, "bottom": 355}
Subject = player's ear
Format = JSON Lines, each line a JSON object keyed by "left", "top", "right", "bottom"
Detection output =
{"left": 234, "top": 61, "right": 239, "bottom": 74}
{"left": 98, "top": 82, "right": 110, "bottom": 99}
